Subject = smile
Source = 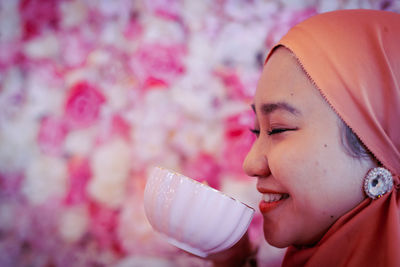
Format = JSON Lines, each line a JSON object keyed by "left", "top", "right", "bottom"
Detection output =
{"left": 259, "top": 193, "right": 289, "bottom": 213}
{"left": 262, "top": 193, "right": 289, "bottom": 202}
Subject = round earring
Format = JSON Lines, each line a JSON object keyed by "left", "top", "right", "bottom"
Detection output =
{"left": 364, "top": 167, "right": 393, "bottom": 199}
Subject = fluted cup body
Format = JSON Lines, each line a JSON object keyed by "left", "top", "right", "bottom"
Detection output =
{"left": 143, "top": 167, "right": 255, "bottom": 257}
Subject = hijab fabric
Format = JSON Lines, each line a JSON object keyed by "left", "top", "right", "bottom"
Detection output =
{"left": 265, "top": 9, "right": 400, "bottom": 267}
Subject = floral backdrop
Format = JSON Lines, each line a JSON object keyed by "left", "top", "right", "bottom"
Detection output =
{"left": 0, "top": 0, "right": 398, "bottom": 266}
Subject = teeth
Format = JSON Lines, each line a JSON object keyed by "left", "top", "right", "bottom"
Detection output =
{"left": 262, "top": 193, "right": 287, "bottom": 203}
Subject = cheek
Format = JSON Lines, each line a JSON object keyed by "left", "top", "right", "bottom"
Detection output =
{"left": 268, "top": 137, "right": 341, "bottom": 201}
{"left": 268, "top": 142, "right": 313, "bottom": 192}
{"left": 283, "top": 144, "right": 364, "bottom": 214}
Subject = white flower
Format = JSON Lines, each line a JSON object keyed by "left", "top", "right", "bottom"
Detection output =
{"left": 88, "top": 138, "right": 131, "bottom": 208}
{"left": 0, "top": 1, "right": 20, "bottom": 42}
{"left": 0, "top": 119, "right": 39, "bottom": 175}
{"left": 115, "top": 256, "right": 175, "bottom": 267}
{"left": 213, "top": 21, "right": 268, "bottom": 69}
{"left": 64, "top": 127, "right": 97, "bottom": 156}
{"left": 142, "top": 16, "right": 186, "bottom": 44}
{"left": 58, "top": 204, "right": 89, "bottom": 243}
{"left": 23, "top": 34, "right": 60, "bottom": 59}
{"left": 0, "top": 203, "right": 16, "bottom": 232}
{"left": 60, "top": 0, "right": 88, "bottom": 29}
{"left": 22, "top": 154, "right": 68, "bottom": 205}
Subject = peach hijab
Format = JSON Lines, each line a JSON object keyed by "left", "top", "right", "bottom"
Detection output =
{"left": 265, "top": 9, "right": 400, "bottom": 267}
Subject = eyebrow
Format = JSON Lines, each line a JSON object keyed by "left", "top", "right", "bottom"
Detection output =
{"left": 251, "top": 102, "right": 301, "bottom": 115}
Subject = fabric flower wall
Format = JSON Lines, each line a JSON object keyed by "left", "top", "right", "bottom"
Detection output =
{"left": 0, "top": 0, "right": 398, "bottom": 266}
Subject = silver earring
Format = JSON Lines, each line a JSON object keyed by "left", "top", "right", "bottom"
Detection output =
{"left": 364, "top": 167, "right": 393, "bottom": 199}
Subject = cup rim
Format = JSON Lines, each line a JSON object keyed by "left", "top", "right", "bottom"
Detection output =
{"left": 153, "top": 166, "right": 255, "bottom": 212}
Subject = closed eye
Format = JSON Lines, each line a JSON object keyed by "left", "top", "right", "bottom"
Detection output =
{"left": 268, "top": 128, "right": 298, "bottom": 136}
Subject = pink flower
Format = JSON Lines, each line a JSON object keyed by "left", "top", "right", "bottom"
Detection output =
{"left": 64, "top": 81, "right": 105, "bottom": 129}
{"left": 145, "top": 0, "right": 183, "bottom": 21}
{"left": 65, "top": 156, "right": 91, "bottom": 205}
{"left": 222, "top": 111, "right": 255, "bottom": 176}
{"left": 19, "top": 0, "right": 60, "bottom": 40}
{"left": 88, "top": 201, "right": 124, "bottom": 255}
{"left": 96, "top": 114, "right": 132, "bottom": 145}
{"left": 214, "top": 67, "right": 252, "bottom": 101}
{"left": 141, "top": 77, "right": 169, "bottom": 90}
{"left": 37, "top": 116, "right": 68, "bottom": 156}
{"left": 109, "top": 115, "right": 131, "bottom": 141}
{"left": 130, "top": 43, "right": 186, "bottom": 89}
{"left": 248, "top": 213, "right": 264, "bottom": 242}
{"left": 60, "top": 30, "right": 93, "bottom": 68}
{"left": 0, "top": 41, "right": 23, "bottom": 69}
{"left": 183, "top": 152, "right": 221, "bottom": 189}
{"left": 123, "top": 13, "right": 143, "bottom": 40}
{"left": 265, "top": 8, "right": 317, "bottom": 48}
{"left": 0, "top": 171, "right": 24, "bottom": 197}
{"left": 30, "top": 61, "right": 64, "bottom": 88}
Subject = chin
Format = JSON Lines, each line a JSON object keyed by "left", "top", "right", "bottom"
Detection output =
{"left": 264, "top": 231, "right": 291, "bottom": 248}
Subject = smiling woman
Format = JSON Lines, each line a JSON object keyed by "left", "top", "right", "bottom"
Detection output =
{"left": 244, "top": 46, "right": 377, "bottom": 248}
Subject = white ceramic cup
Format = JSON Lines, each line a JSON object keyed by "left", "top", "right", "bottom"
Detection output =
{"left": 143, "top": 167, "right": 255, "bottom": 257}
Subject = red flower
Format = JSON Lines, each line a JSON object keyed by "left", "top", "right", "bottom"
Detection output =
{"left": 64, "top": 81, "right": 106, "bottom": 129}
{"left": 222, "top": 111, "right": 255, "bottom": 176}
{"left": 19, "top": 0, "right": 60, "bottom": 40}
{"left": 88, "top": 201, "right": 123, "bottom": 254}
{"left": 37, "top": 115, "right": 68, "bottom": 156}
{"left": 65, "top": 156, "right": 92, "bottom": 205}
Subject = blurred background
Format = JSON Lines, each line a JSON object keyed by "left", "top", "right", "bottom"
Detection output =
{"left": 0, "top": 0, "right": 398, "bottom": 266}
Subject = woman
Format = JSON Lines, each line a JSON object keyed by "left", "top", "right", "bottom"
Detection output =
{"left": 214, "top": 9, "right": 400, "bottom": 267}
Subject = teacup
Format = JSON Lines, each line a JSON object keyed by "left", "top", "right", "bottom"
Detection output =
{"left": 143, "top": 167, "right": 255, "bottom": 257}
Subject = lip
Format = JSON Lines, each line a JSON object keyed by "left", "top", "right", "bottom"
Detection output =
{"left": 257, "top": 187, "right": 289, "bottom": 214}
{"left": 257, "top": 186, "right": 287, "bottom": 195}
{"left": 259, "top": 199, "right": 285, "bottom": 213}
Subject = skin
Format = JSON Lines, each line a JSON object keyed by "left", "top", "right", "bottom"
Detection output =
{"left": 243, "top": 47, "right": 377, "bottom": 248}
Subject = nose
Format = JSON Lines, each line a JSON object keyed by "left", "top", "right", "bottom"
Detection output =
{"left": 242, "top": 139, "right": 270, "bottom": 178}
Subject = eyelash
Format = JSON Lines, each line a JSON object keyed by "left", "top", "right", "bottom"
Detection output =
{"left": 249, "top": 128, "right": 296, "bottom": 136}
{"left": 249, "top": 128, "right": 260, "bottom": 136}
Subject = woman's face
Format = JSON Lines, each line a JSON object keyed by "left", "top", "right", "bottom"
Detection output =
{"left": 243, "top": 48, "right": 376, "bottom": 248}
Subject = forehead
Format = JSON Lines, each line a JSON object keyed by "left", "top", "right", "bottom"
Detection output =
{"left": 254, "top": 48, "right": 321, "bottom": 112}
